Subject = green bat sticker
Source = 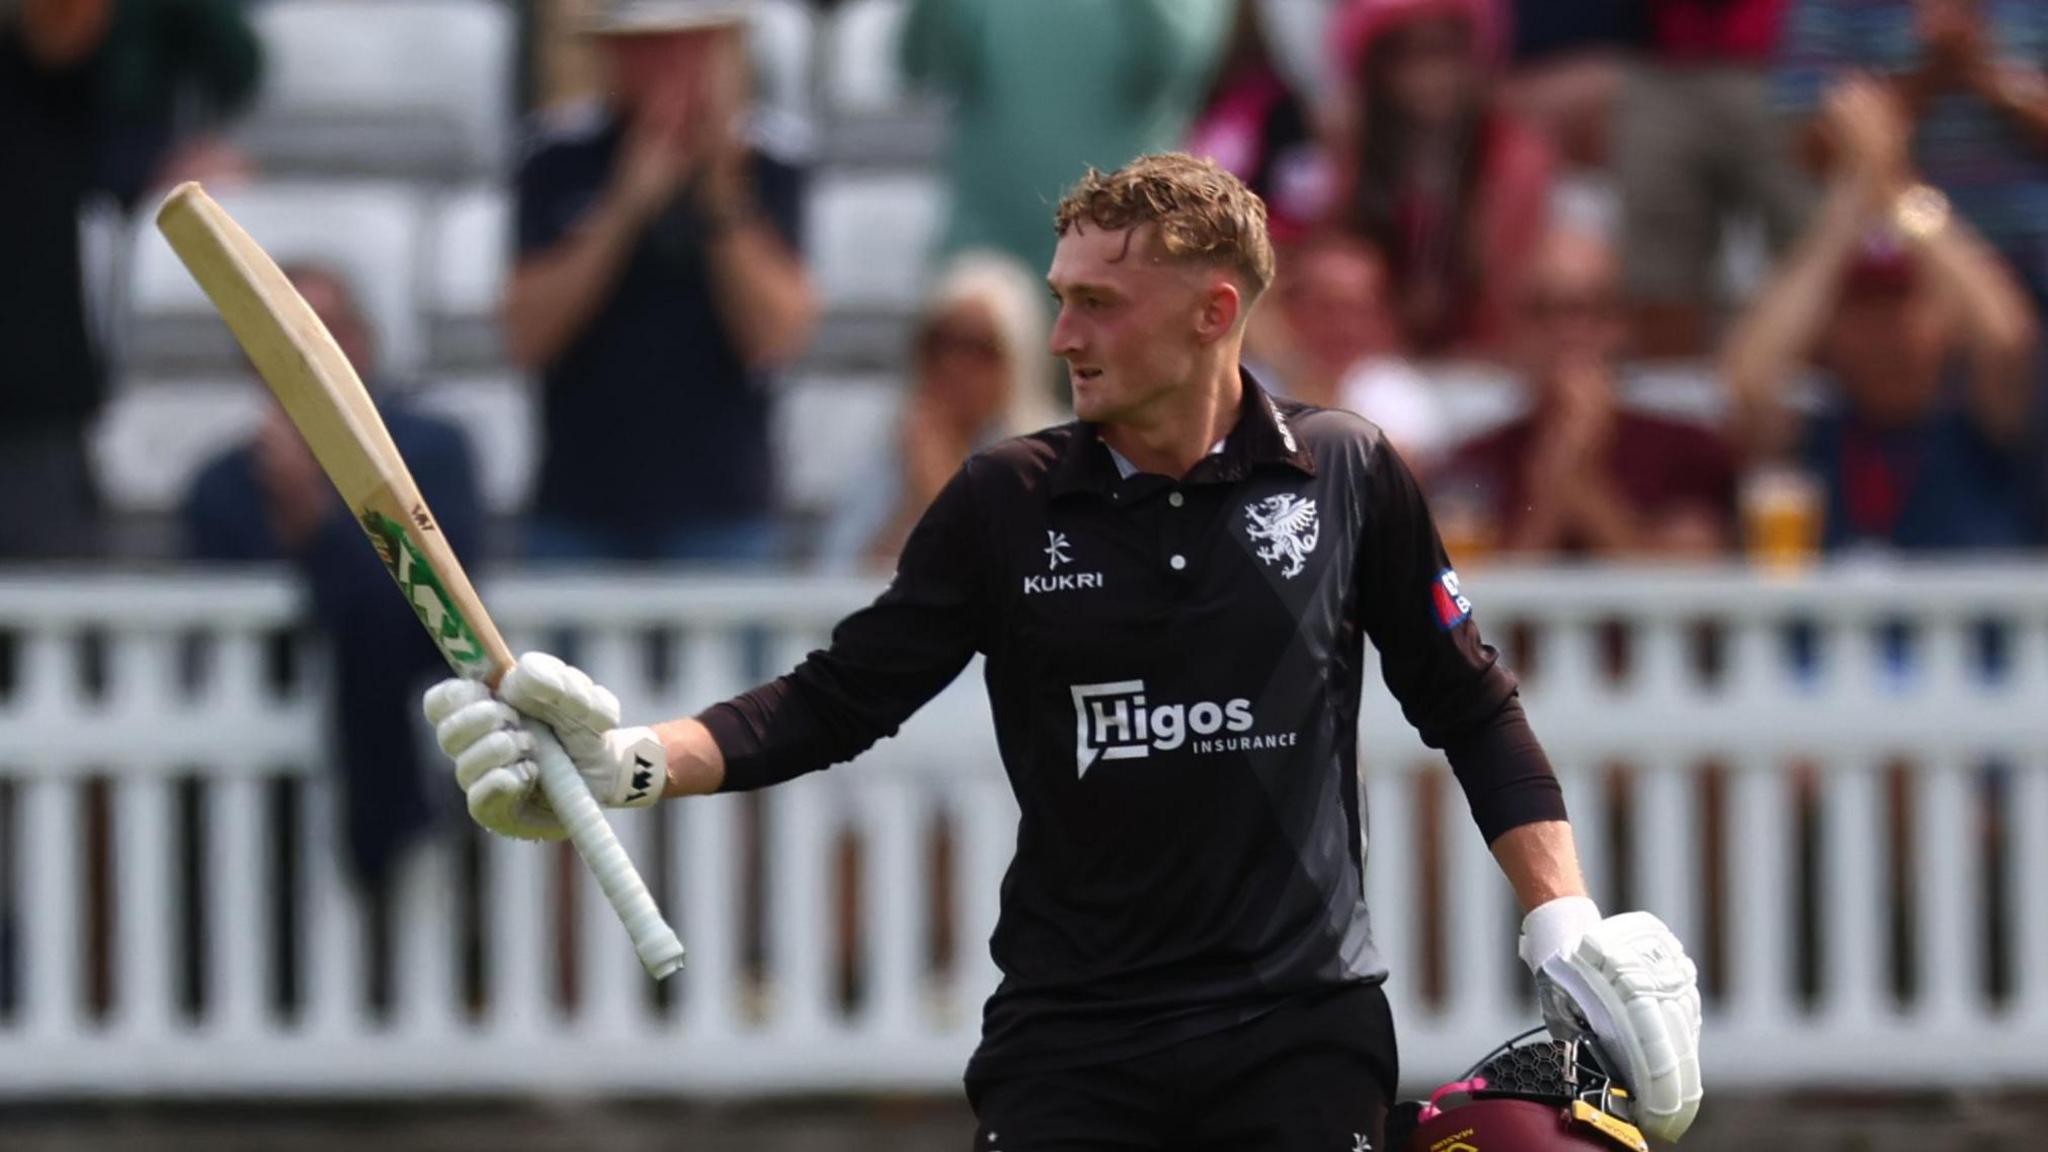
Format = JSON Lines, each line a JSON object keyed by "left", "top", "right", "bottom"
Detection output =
{"left": 362, "top": 509, "right": 492, "bottom": 679}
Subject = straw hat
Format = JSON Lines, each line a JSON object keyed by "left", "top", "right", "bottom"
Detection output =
{"left": 582, "top": 0, "right": 751, "bottom": 36}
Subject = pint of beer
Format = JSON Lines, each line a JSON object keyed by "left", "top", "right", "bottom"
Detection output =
{"left": 1741, "top": 465, "right": 1823, "bottom": 569}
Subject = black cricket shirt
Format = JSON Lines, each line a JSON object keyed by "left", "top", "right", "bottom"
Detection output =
{"left": 701, "top": 374, "right": 1566, "bottom": 1076}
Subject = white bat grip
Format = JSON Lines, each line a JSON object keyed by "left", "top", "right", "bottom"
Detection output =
{"left": 530, "top": 725, "right": 687, "bottom": 979}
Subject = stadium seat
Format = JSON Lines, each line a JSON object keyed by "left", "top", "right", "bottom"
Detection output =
{"left": 424, "top": 186, "right": 511, "bottom": 373}
{"left": 818, "top": 0, "right": 944, "bottom": 165}
{"left": 237, "top": 0, "right": 515, "bottom": 183}
{"left": 91, "top": 379, "right": 271, "bottom": 516}
{"left": 773, "top": 372, "right": 903, "bottom": 521}
{"left": 808, "top": 170, "right": 946, "bottom": 310}
{"left": 126, "top": 181, "right": 428, "bottom": 381}
{"left": 803, "top": 170, "right": 947, "bottom": 369}
{"left": 413, "top": 374, "right": 540, "bottom": 516}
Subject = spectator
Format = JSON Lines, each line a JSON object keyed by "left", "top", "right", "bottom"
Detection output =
{"left": 1432, "top": 226, "right": 1739, "bottom": 559}
{"left": 902, "top": 0, "right": 1234, "bottom": 278}
{"left": 1620, "top": 0, "right": 1813, "bottom": 358}
{"left": 1724, "top": 77, "right": 2038, "bottom": 553}
{"left": 0, "top": 0, "right": 114, "bottom": 561}
{"left": 1187, "top": 0, "right": 1324, "bottom": 244}
{"left": 505, "top": 0, "right": 816, "bottom": 564}
{"left": 1499, "top": 0, "right": 1645, "bottom": 180}
{"left": 820, "top": 251, "right": 1059, "bottom": 572}
{"left": 184, "top": 263, "right": 485, "bottom": 892}
{"left": 1247, "top": 233, "right": 1449, "bottom": 470}
{"left": 95, "top": 0, "right": 262, "bottom": 209}
{"left": 1777, "top": 0, "right": 2048, "bottom": 306}
{"left": 1325, "top": 0, "right": 1553, "bottom": 358}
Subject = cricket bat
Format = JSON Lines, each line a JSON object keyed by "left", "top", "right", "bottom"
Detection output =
{"left": 155, "top": 182, "right": 686, "bottom": 981}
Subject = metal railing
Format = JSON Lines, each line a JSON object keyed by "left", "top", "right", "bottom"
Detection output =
{"left": 0, "top": 565, "right": 2042, "bottom": 1096}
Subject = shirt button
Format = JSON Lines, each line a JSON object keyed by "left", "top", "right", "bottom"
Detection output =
{"left": 1169, "top": 554, "right": 1187, "bottom": 571}
{"left": 1168, "top": 491, "right": 1184, "bottom": 508}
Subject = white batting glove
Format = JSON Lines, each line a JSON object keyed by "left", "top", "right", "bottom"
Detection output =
{"left": 422, "top": 652, "right": 666, "bottom": 842}
{"left": 1520, "top": 899, "right": 1704, "bottom": 1143}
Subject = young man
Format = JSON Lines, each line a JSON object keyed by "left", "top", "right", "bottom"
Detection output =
{"left": 427, "top": 155, "right": 1703, "bottom": 1150}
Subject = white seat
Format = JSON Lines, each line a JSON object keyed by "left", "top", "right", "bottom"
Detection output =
{"left": 128, "top": 181, "right": 427, "bottom": 380}
{"left": 807, "top": 170, "right": 947, "bottom": 314}
{"left": 821, "top": 0, "right": 909, "bottom": 117}
{"left": 424, "top": 186, "right": 511, "bottom": 371}
{"left": 238, "top": 0, "right": 514, "bottom": 182}
{"left": 750, "top": 0, "right": 816, "bottom": 127}
{"left": 91, "top": 380, "right": 271, "bottom": 516}
{"left": 774, "top": 373, "right": 903, "bottom": 517}
{"left": 413, "top": 374, "right": 539, "bottom": 515}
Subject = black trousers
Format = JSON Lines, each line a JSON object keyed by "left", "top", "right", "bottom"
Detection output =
{"left": 966, "top": 983, "right": 1398, "bottom": 1152}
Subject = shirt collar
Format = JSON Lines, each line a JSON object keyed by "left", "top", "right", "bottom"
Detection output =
{"left": 1050, "top": 368, "right": 1317, "bottom": 498}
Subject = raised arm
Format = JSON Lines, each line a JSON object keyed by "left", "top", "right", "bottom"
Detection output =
{"left": 1723, "top": 77, "right": 1902, "bottom": 460}
{"left": 1907, "top": 192, "right": 2039, "bottom": 443}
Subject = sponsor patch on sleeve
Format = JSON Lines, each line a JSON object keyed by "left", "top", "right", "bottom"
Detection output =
{"left": 1432, "top": 568, "right": 1473, "bottom": 630}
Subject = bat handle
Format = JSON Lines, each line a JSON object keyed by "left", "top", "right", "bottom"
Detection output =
{"left": 530, "top": 725, "right": 687, "bottom": 980}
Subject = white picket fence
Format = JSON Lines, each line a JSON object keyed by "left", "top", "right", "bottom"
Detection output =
{"left": 0, "top": 565, "right": 2044, "bottom": 1097}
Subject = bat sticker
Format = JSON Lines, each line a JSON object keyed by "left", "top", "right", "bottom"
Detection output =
{"left": 362, "top": 511, "right": 491, "bottom": 679}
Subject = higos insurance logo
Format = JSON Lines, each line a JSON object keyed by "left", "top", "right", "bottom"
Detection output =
{"left": 1069, "top": 681, "right": 1296, "bottom": 777}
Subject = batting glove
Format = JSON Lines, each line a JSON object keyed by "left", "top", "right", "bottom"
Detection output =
{"left": 1520, "top": 899, "right": 1704, "bottom": 1143}
{"left": 422, "top": 652, "right": 666, "bottom": 842}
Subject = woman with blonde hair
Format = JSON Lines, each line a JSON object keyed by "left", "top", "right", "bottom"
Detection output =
{"left": 820, "top": 250, "right": 1062, "bottom": 571}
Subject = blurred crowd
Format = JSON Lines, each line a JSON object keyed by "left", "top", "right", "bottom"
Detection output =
{"left": 3, "top": 0, "right": 2041, "bottom": 1017}
{"left": 9, "top": 0, "right": 2048, "bottom": 574}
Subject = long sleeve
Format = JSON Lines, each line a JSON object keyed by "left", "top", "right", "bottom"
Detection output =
{"left": 702, "top": 458, "right": 990, "bottom": 791}
{"left": 1355, "top": 436, "right": 1565, "bottom": 843}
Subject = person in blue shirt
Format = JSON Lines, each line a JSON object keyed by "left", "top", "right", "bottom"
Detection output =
{"left": 185, "top": 262, "right": 485, "bottom": 895}
{"left": 1726, "top": 76, "right": 2038, "bottom": 553}
{"left": 504, "top": 0, "right": 815, "bottom": 565}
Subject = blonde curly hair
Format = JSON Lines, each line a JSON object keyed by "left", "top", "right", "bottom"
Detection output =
{"left": 1053, "top": 152, "right": 1276, "bottom": 300}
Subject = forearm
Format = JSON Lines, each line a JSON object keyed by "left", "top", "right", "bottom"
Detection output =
{"left": 656, "top": 717, "right": 726, "bottom": 797}
{"left": 1914, "top": 211, "right": 2039, "bottom": 439}
{"left": 1979, "top": 63, "right": 2048, "bottom": 150}
{"left": 502, "top": 195, "right": 649, "bottom": 368}
{"left": 1722, "top": 176, "right": 1872, "bottom": 456}
{"left": 705, "top": 219, "right": 817, "bottom": 370}
{"left": 1491, "top": 819, "right": 1591, "bottom": 913}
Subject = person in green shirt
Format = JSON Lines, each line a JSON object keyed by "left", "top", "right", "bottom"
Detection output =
{"left": 901, "top": 0, "right": 1234, "bottom": 279}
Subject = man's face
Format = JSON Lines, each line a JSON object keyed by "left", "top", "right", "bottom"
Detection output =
{"left": 1047, "top": 224, "right": 1224, "bottom": 424}
{"left": 1822, "top": 287, "right": 1949, "bottom": 426}
{"left": 1280, "top": 240, "right": 1397, "bottom": 376}
{"left": 289, "top": 270, "right": 373, "bottom": 373}
{"left": 1514, "top": 230, "right": 1627, "bottom": 384}
{"left": 603, "top": 27, "right": 726, "bottom": 118}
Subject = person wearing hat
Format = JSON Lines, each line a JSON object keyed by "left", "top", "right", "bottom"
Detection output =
{"left": 1725, "top": 75, "right": 2038, "bottom": 553}
{"left": 504, "top": 0, "right": 815, "bottom": 563}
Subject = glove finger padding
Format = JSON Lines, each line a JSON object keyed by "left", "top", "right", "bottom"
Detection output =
{"left": 500, "top": 652, "right": 621, "bottom": 761}
{"left": 423, "top": 678, "right": 492, "bottom": 726}
{"left": 436, "top": 696, "right": 524, "bottom": 759}
{"left": 452, "top": 726, "right": 536, "bottom": 792}
{"left": 1540, "top": 911, "right": 1703, "bottom": 1142}
{"left": 465, "top": 762, "right": 565, "bottom": 841}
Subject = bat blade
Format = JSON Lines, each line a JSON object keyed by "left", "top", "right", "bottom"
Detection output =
{"left": 155, "top": 182, "right": 685, "bottom": 980}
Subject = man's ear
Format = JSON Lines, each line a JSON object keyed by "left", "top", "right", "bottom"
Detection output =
{"left": 1195, "top": 277, "right": 1243, "bottom": 344}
